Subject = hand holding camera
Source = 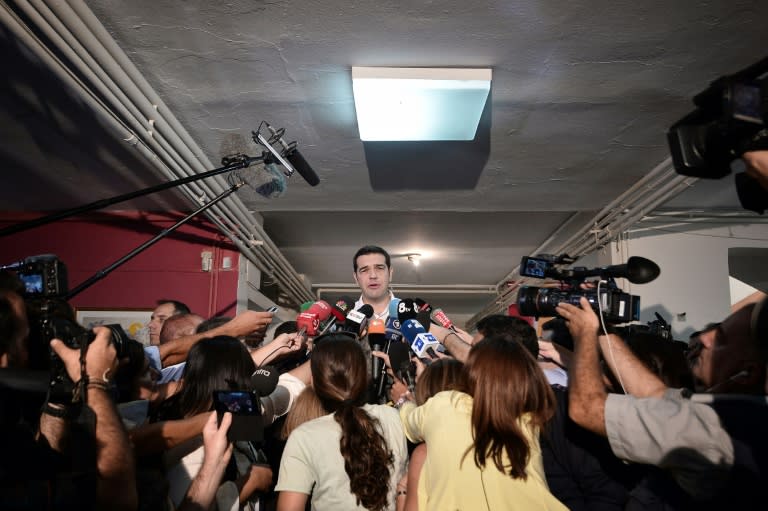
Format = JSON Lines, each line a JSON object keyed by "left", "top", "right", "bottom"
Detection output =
{"left": 50, "top": 325, "right": 119, "bottom": 386}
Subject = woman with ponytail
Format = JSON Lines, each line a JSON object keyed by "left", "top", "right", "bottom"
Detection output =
{"left": 276, "top": 335, "right": 407, "bottom": 510}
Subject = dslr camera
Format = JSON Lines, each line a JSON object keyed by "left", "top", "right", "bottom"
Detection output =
{"left": 667, "top": 56, "right": 768, "bottom": 213}
{"left": 516, "top": 254, "right": 659, "bottom": 324}
{"left": 10, "top": 254, "right": 137, "bottom": 401}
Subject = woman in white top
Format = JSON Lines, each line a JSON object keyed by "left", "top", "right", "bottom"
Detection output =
{"left": 276, "top": 335, "right": 408, "bottom": 511}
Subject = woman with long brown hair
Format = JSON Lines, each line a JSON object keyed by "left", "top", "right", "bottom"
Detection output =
{"left": 398, "top": 336, "right": 567, "bottom": 510}
{"left": 276, "top": 335, "right": 408, "bottom": 510}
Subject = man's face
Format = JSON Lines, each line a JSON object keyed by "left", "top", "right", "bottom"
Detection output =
{"left": 149, "top": 302, "right": 177, "bottom": 345}
{"left": 687, "top": 306, "right": 754, "bottom": 392}
{"left": 354, "top": 253, "right": 392, "bottom": 303}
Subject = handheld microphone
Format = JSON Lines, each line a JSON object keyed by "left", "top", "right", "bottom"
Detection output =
{"left": 401, "top": 319, "right": 441, "bottom": 360}
{"left": 299, "top": 301, "right": 314, "bottom": 312}
{"left": 343, "top": 304, "right": 373, "bottom": 336}
{"left": 330, "top": 299, "right": 350, "bottom": 325}
{"left": 385, "top": 316, "right": 403, "bottom": 343}
{"left": 264, "top": 123, "right": 320, "bottom": 187}
{"left": 397, "top": 298, "right": 419, "bottom": 323}
{"left": 388, "top": 341, "right": 415, "bottom": 393}
{"left": 414, "top": 298, "right": 433, "bottom": 314}
{"left": 296, "top": 300, "right": 333, "bottom": 336}
{"left": 430, "top": 308, "right": 455, "bottom": 331}
{"left": 388, "top": 298, "right": 401, "bottom": 320}
{"left": 368, "top": 319, "right": 387, "bottom": 396}
{"left": 251, "top": 365, "right": 280, "bottom": 397}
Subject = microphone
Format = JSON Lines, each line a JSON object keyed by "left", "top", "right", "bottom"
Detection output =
{"left": 343, "top": 304, "right": 373, "bottom": 336}
{"left": 430, "top": 308, "right": 455, "bottom": 331}
{"left": 264, "top": 123, "right": 320, "bottom": 187}
{"left": 397, "top": 298, "right": 419, "bottom": 323}
{"left": 368, "top": 319, "right": 387, "bottom": 397}
{"left": 389, "top": 341, "right": 415, "bottom": 393}
{"left": 330, "top": 298, "right": 350, "bottom": 325}
{"left": 571, "top": 256, "right": 661, "bottom": 285}
{"left": 414, "top": 298, "right": 433, "bottom": 314}
{"left": 299, "top": 301, "right": 314, "bottom": 312}
{"left": 388, "top": 298, "right": 401, "bottom": 320}
{"left": 220, "top": 133, "right": 286, "bottom": 198}
{"left": 251, "top": 365, "right": 280, "bottom": 397}
{"left": 401, "top": 319, "right": 441, "bottom": 360}
{"left": 296, "top": 300, "right": 333, "bottom": 336}
{"left": 385, "top": 316, "right": 403, "bottom": 343}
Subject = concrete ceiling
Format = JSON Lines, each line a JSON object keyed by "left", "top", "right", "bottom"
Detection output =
{"left": 1, "top": 0, "right": 766, "bottom": 323}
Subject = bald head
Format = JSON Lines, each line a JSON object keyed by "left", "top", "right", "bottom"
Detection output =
{"left": 159, "top": 313, "right": 204, "bottom": 345}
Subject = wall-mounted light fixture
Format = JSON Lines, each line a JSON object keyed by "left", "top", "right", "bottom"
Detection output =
{"left": 352, "top": 67, "right": 492, "bottom": 141}
{"left": 393, "top": 252, "right": 423, "bottom": 266}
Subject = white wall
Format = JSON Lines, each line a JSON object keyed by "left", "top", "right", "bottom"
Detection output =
{"left": 587, "top": 223, "right": 768, "bottom": 339}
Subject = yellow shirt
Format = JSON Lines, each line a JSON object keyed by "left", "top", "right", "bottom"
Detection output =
{"left": 400, "top": 390, "right": 567, "bottom": 511}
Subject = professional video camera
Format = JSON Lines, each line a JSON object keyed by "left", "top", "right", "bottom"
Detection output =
{"left": 4, "top": 254, "right": 139, "bottom": 402}
{"left": 516, "top": 254, "right": 660, "bottom": 324}
{"left": 667, "top": 56, "right": 768, "bottom": 212}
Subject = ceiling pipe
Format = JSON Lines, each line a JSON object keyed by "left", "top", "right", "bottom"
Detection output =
{"left": 4, "top": 0, "right": 313, "bottom": 304}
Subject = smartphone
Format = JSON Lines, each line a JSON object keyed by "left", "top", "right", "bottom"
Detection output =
{"left": 212, "top": 390, "right": 264, "bottom": 443}
{"left": 267, "top": 306, "right": 279, "bottom": 313}
{"left": 519, "top": 256, "right": 552, "bottom": 278}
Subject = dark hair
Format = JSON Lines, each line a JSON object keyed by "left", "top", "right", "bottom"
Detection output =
{"left": 155, "top": 335, "right": 254, "bottom": 420}
{"left": 353, "top": 245, "right": 391, "bottom": 272}
{"left": 0, "top": 270, "right": 24, "bottom": 295}
{"left": 310, "top": 336, "right": 393, "bottom": 510}
{"left": 463, "top": 336, "right": 555, "bottom": 479}
{"left": 0, "top": 297, "right": 19, "bottom": 358}
{"left": 414, "top": 358, "right": 465, "bottom": 405}
{"left": 274, "top": 320, "right": 298, "bottom": 337}
{"left": 195, "top": 316, "right": 232, "bottom": 334}
{"left": 157, "top": 299, "right": 191, "bottom": 316}
{"left": 476, "top": 315, "right": 539, "bottom": 358}
{"left": 623, "top": 333, "right": 694, "bottom": 390}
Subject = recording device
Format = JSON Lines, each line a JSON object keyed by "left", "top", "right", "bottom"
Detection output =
{"left": 213, "top": 390, "right": 264, "bottom": 443}
{"left": 401, "top": 319, "right": 441, "bottom": 360}
{"left": 3, "top": 255, "right": 141, "bottom": 402}
{"left": 666, "top": 56, "right": 768, "bottom": 213}
{"left": 615, "top": 312, "right": 673, "bottom": 341}
{"left": 517, "top": 254, "right": 660, "bottom": 324}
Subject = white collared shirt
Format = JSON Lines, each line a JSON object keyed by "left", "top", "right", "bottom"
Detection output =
{"left": 354, "top": 291, "right": 396, "bottom": 322}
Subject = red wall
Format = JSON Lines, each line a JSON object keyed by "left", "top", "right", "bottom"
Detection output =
{"left": 0, "top": 211, "right": 240, "bottom": 318}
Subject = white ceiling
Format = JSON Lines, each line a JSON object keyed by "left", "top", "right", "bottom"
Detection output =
{"left": 1, "top": 0, "right": 766, "bottom": 323}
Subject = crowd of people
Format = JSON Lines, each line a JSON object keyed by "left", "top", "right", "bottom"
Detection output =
{"left": 0, "top": 238, "right": 766, "bottom": 511}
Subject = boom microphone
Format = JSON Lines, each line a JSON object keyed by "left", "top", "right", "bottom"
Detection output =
{"left": 264, "top": 123, "right": 320, "bottom": 187}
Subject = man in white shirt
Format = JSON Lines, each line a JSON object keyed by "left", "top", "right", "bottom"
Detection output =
{"left": 352, "top": 245, "right": 396, "bottom": 321}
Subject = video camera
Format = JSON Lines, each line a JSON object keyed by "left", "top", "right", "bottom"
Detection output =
{"left": 2, "top": 254, "right": 140, "bottom": 402}
{"left": 667, "top": 56, "right": 768, "bottom": 212}
{"left": 516, "top": 254, "right": 660, "bottom": 324}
